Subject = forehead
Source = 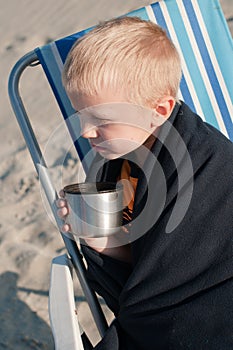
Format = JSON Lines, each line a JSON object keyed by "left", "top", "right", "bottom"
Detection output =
{"left": 67, "top": 90, "right": 129, "bottom": 111}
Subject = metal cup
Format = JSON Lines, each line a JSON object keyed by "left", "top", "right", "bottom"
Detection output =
{"left": 63, "top": 182, "right": 123, "bottom": 238}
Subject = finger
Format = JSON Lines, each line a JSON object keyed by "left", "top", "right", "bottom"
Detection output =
{"left": 57, "top": 207, "right": 69, "bottom": 218}
{"left": 62, "top": 223, "right": 71, "bottom": 233}
{"left": 59, "top": 189, "right": 65, "bottom": 198}
{"left": 121, "top": 226, "right": 129, "bottom": 233}
{"left": 56, "top": 198, "right": 67, "bottom": 208}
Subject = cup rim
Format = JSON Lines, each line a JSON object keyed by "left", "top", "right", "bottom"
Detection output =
{"left": 63, "top": 182, "right": 123, "bottom": 195}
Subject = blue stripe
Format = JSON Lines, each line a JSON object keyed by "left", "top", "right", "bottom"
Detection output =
{"left": 36, "top": 46, "right": 91, "bottom": 171}
{"left": 183, "top": 0, "right": 233, "bottom": 140}
{"left": 35, "top": 47, "right": 71, "bottom": 119}
{"left": 151, "top": 2, "right": 167, "bottom": 30}
{"left": 55, "top": 27, "right": 94, "bottom": 63}
{"left": 151, "top": 2, "right": 196, "bottom": 112}
{"left": 162, "top": 0, "right": 219, "bottom": 129}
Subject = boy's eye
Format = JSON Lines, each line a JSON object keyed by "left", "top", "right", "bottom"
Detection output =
{"left": 92, "top": 113, "right": 111, "bottom": 121}
{"left": 90, "top": 115, "right": 114, "bottom": 125}
{"left": 79, "top": 113, "right": 114, "bottom": 129}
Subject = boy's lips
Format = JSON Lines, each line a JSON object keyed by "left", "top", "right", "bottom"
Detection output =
{"left": 92, "top": 143, "right": 108, "bottom": 152}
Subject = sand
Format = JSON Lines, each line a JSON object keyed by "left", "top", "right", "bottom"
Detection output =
{"left": 1, "top": 0, "right": 232, "bottom": 348}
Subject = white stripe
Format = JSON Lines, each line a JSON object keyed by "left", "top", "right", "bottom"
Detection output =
{"left": 145, "top": 5, "right": 158, "bottom": 23}
{"left": 159, "top": 1, "right": 204, "bottom": 119}
{"left": 50, "top": 41, "right": 64, "bottom": 72}
{"left": 192, "top": 0, "right": 231, "bottom": 133}
{"left": 177, "top": 88, "right": 183, "bottom": 101}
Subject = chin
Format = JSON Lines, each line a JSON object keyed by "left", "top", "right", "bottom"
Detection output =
{"left": 99, "top": 151, "right": 122, "bottom": 160}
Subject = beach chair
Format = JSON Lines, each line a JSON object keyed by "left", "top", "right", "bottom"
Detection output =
{"left": 8, "top": 0, "right": 233, "bottom": 348}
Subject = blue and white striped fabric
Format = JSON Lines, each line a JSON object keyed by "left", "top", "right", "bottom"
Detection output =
{"left": 36, "top": 0, "right": 233, "bottom": 172}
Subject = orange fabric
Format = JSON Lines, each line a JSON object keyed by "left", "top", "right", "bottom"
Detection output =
{"left": 118, "top": 160, "right": 138, "bottom": 223}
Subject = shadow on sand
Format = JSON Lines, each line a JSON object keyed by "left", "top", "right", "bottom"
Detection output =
{"left": 0, "top": 271, "right": 54, "bottom": 350}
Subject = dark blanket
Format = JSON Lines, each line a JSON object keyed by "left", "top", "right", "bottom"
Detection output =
{"left": 81, "top": 102, "right": 233, "bottom": 349}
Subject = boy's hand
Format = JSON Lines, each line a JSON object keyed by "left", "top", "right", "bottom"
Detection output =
{"left": 56, "top": 190, "right": 71, "bottom": 233}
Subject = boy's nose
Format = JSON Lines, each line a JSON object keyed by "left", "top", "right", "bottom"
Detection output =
{"left": 81, "top": 124, "right": 99, "bottom": 139}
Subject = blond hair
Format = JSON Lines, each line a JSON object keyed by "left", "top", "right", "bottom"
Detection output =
{"left": 62, "top": 17, "right": 182, "bottom": 107}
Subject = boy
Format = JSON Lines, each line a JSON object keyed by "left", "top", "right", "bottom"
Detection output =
{"left": 57, "top": 17, "right": 233, "bottom": 349}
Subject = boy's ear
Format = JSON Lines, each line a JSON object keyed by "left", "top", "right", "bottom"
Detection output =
{"left": 154, "top": 96, "right": 176, "bottom": 119}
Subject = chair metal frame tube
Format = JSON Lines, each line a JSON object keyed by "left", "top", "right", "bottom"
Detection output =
{"left": 8, "top": 50, "right": 108, "bottom": 338}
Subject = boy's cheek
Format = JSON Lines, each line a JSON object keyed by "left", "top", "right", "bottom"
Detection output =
{"left": 96, "top": 139, "right": 146, "bottom": 159}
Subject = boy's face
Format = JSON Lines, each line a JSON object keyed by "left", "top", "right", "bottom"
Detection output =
{"left": 67, "top": 90, "right": 162, "bottom": 159}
